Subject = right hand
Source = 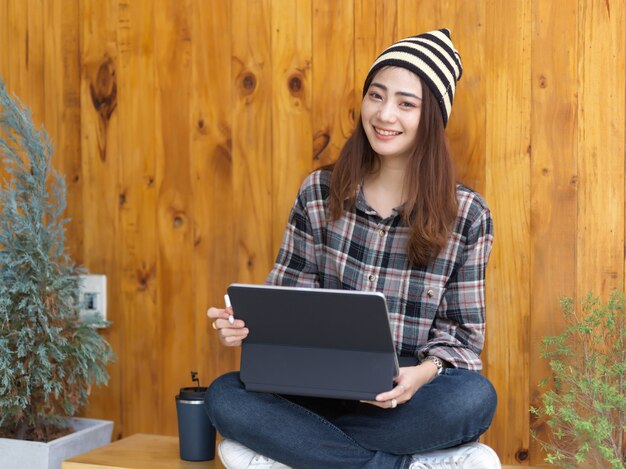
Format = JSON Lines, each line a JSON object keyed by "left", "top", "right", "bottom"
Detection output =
{"left": 207, "top": 306, "right": 249, "bottom": 347}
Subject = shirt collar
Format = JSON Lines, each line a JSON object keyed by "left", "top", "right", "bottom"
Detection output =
{"left": 355, "top": 183, "right": 403, "bottom": 219}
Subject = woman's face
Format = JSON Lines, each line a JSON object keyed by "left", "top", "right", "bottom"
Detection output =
{"left": 361, "top": 67, "right": 423, "bottom": 163}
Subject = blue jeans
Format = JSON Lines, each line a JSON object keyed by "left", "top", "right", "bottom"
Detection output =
{"left": 204, "top": 368, "right": 497, "bottom": 469}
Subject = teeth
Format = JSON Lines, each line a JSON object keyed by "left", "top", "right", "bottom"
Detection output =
{"left": 375, "top": 127, "right": 401, "bottom": 136}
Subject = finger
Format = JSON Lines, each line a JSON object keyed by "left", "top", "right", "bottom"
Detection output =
{"left": 217, "top": 329, "right": 248, "bottom": 347}
{"left": 375, "top": 386, "right": 405, "bottom": 402}
{"left": 212, "top": 317, "right": 246, "bottom": 331}
{"left": 361, "top": 398, "right": 397, "bottom": 409}
{"left": 229, "top": 319, "right": 246, "bottom": 328}
{"left": 221, "top": 329, "right": 250, "bottom": 345}
{"left": 207, "top": 307, "right": 228, "bottom": 320}
{"left": 216, "top": 320, "right": 247, "bottom": 333}
{"left": 360, "top": 399, "right": 388, "bottom": 409}
{"left": 223, "top": 335, "right": 244, "bottom": 345}
{"left": 218, "top": 335, "right": 240, "bottom": 347}
{"left": 219, "top": 327, "right": 249, "bottom": 341}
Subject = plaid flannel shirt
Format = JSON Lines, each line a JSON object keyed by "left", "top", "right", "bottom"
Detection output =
{"left": 266, "top": 169, "right": 494, "bottom": 370}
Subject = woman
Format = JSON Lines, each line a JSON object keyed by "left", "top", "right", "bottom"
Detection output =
{"left": 206, "top": 29, "right": 499, "bottom": 469}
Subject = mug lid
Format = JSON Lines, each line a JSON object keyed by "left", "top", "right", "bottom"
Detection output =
{"left": 178, "top": 386, "right": 208, "bottom": 401}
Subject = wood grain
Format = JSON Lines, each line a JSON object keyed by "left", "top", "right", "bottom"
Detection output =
{"left": 312, "top": 0, "right": 354, "bottom": 167}
{"left": 2, "top": 0, "right": 44, "bottom": 121}
{"left": 25, "top": 0, "right": 45, "bottom": 123}
{"left": 0, "top": 0, "right": 43, "bottom": 191}
{"left": 354, "top": 0, "right": 397, "bottom": 99}
{"left": 43, "top": 0, "right": 83, "bottom": 263}
{"left": 79, "top": 0, "right": 123, "bottom": 439}
{"left": 443, "top": 2, "right": 487, "bottom": 195}
{"left": 397, "top": 0, "right": 440, "bottom": 39}
{"left": 484, "top": 0, "right": 532, "bottom": 463}
{"left": 190, "top": 0, "right": 240, "bottom": 387}
{"left": 153, "top": 0, "right": 196, "bottom": 436}
{"left": 577, "top": 0, "right": 625, "bottom": 297}
{"left": 62, "top": 433, "right": 221, "bottom": 469}
{"left": 232, "top": 0, "right": 274, "bottom": 284}
{"left": 270, "top": 0, "right": 313, "bottom": 254}
{"left": 528, "top": 1, "right": 578, "bottom": 464}
{"left": 115, "top": 0, "right": 160, "bottom": 436}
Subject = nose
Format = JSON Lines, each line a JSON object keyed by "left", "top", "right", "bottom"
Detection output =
{"left": 377, "top": 101, "right": 396, "bottom": 123}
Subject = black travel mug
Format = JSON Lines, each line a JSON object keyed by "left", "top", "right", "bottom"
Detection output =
{"left": 175, "top": 386, "right": 216, "bottom": 461}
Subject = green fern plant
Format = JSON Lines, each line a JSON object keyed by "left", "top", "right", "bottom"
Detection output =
{"left": 531, "top": 291, "right": 626, "bottom": 468}
{"left": 0, "top": 80, "right": 114, "bottom": 442}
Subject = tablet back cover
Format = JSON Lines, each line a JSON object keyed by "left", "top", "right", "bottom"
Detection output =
{"left": 227, "top": 284, "right": 399, "bottom": 400}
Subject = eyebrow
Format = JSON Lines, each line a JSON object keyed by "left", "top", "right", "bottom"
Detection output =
{"left": 370, "top": 82, "right": 423, "bottom": 100}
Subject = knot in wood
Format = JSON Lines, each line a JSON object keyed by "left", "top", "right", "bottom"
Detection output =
{"left": 515, "top": 449, "right": 528, "bottom": 461}
{"left": 137, "top": 270, "right": 150, "bottom": 291}
{"left": 538, "top": 75, "right": 547, "bottom": 89}
{"left": 90, "top": 56, "right": 117, "bottom": 121}
{"left": 240, "top": 72, "right": 256, "bottom": 95}
{"left": 288, "top": 74, "right": 303, "bottom": 96}
{"left": 313, "top": 130, "right": 330, "bottom": 161}
{"left": 196, "top": 118, "right": 209, "bottom": 136}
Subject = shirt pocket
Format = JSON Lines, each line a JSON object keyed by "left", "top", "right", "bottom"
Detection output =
{"left": 404, "top": 282, "right": 445, "bottom": 319}
{"left": 420, "top": 284, "right": 445, "bottom": 318}
{"left": 401, "top": 283, "right": 446, "bottom": 351}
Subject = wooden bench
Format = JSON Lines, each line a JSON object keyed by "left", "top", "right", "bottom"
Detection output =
{"left": 62, "top": 433, "right": 223, "bottom": 469}
{"left": 62, "top": 432, "right": 539, "bottom": 468}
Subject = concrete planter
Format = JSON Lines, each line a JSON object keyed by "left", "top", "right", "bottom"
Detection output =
{"left": 0, "top": 417, "right": 113, "bottom": 469}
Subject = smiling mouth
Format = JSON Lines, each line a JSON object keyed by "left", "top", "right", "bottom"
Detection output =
{"left": 374, "top": 126, "right": 402, "bottom": 136}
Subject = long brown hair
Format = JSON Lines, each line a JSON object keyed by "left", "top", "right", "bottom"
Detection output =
{"left": 327, "top": 71, "right": 458, "bottom": 267}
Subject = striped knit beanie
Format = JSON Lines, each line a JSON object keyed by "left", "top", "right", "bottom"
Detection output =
{"left": 364, "top": 29, "right": 463, "bottom": 127}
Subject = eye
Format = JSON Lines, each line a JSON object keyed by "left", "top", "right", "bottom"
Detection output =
{"left": 368, "top": 91, "right": 383, "bottom": 101}
{"left": 399, "top": 101, "right": 417, "bottom": 108}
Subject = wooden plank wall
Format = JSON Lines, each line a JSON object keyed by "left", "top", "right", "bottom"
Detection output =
{"left": 1, "top": 0, "right": 624, "bottom": 465}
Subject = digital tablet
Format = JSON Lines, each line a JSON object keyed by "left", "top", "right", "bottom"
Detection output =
{"left": 226, "top": 283, "right": 400, "bottom": 400}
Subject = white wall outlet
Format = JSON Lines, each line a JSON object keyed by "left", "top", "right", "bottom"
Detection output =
{"left": 78, "top": 274, "right": 107, "bottom": 325}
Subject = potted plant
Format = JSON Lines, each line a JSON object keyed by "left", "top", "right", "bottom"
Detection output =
{"left": 531, "top": 291, "right": 626, "bottom": 469}
{"left": 0, "top": 80, "right": 115, "bottom": 468}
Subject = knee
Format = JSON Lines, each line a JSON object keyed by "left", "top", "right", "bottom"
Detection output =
{"left": 463, "top": 372, "right": 497, "bottom": 426}
{"left": 204, "top": 372, "right": 243, "bottom": 425}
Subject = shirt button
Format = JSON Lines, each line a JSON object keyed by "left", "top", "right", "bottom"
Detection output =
{"left": 368, "top": 274, "right": 377, "bottom": 282}
{"left": 427, "top": 289, "right": 434, "bottom": 298}
{"left": 379, "top": 229, "right": 386, "bottom": 237}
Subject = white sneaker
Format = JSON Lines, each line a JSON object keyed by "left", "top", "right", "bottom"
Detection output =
{"left": 217, "top": 439, "right": 292, "bottom": 469}
{"left": 409, "top": 442, "right": 501, "bottom": 469}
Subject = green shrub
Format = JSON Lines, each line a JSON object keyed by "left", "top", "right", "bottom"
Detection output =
{"left": 0, "top": 80, "right": 114, "bottom": 442}
{"left": 531, "top": 291, "right": 626, "bottom": 468}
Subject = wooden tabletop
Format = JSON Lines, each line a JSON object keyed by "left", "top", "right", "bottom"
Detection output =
{"left": 62, "top": 433, "right": 223, "bottom": 469}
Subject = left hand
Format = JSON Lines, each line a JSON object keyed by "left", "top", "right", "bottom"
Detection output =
{"left": 361, "top": 361, "right": 439, "bottom": 409}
